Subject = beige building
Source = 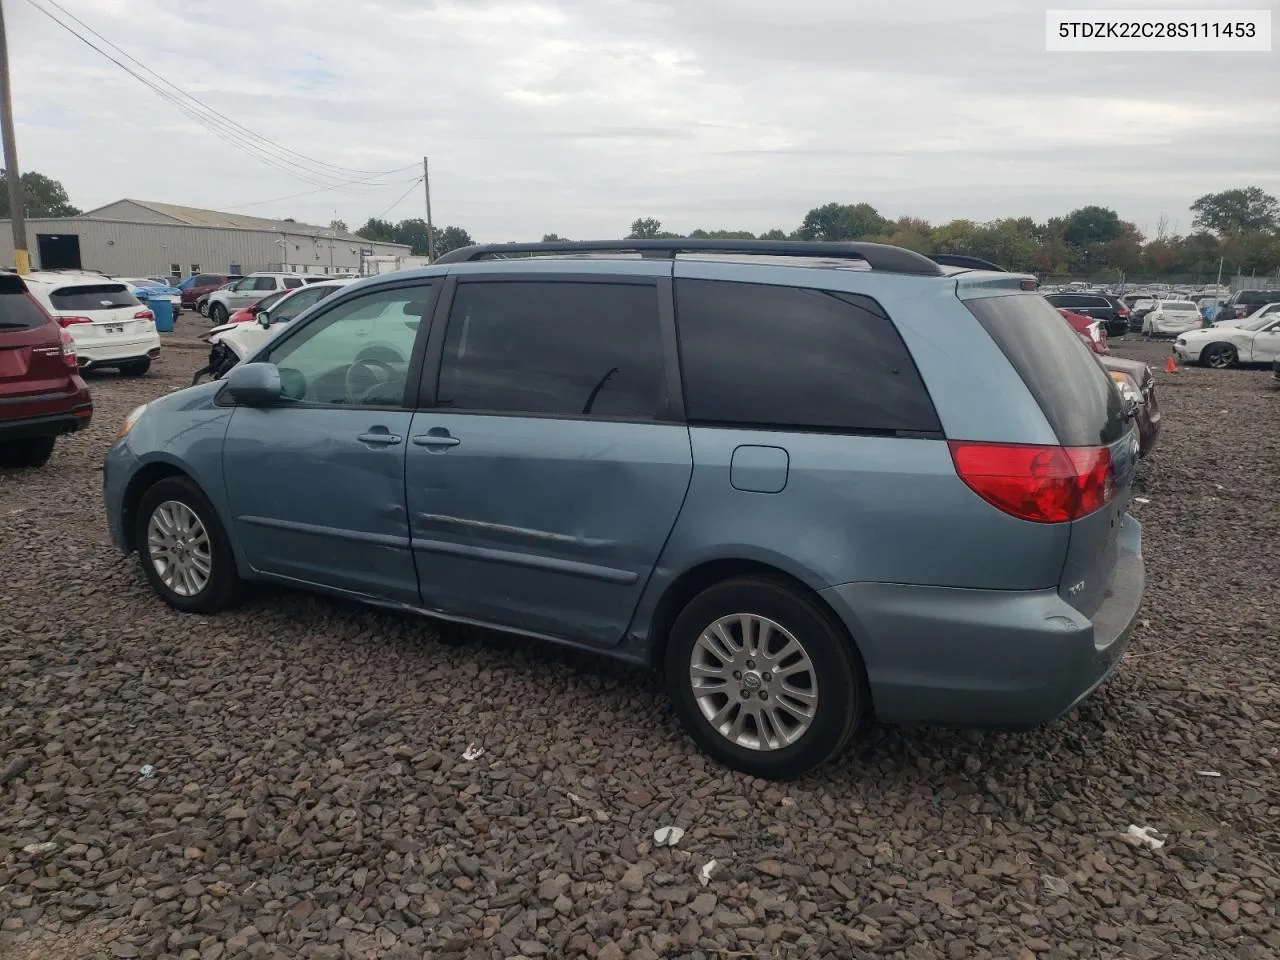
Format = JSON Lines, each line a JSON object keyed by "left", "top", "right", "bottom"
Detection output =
{"left": 0, "top": 199, "right": 410, "bottom": 279}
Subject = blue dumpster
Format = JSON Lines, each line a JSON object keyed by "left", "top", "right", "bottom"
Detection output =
{"left": 148, "top": 296, "right": 175, "bottom": 332}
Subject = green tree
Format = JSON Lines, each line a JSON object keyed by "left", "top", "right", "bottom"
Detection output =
{"left": 1061, "top": 206, "right": 1124, "bottom": 247}
{"left": 627, "top": 217, "right": 682, "bottom": 239}
{"left": 688, "top": 229, "right": 756, "bottom": 239}
{"left": 541, "top": 233, "right": 567, "bottom": 242}
{"left": 759, "top": 228, "right": 789, "bottom": 241}
{"left": 0, "top": 170, "right": 81, "bottom": 217}
{"left": 795, "top": 202, "right": 889, "bottom": 241}
{"left": 930, "top": 219, "right": 979, "bottom": 254}
{"left": 329, "top": 219, "right": 348, "bottom": 233}
{"left": 355, "top": 217, "right": 398, "bottom": 243}
{"left": 1190, "top": 187, "right": 1279, "bottom": 235}
{"left": 434, "top": 225, "right": 473, "bottom": 256}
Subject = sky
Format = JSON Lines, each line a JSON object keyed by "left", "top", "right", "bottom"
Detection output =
{"left": 8, "top": 0, "right": 1279, "bottom": 241}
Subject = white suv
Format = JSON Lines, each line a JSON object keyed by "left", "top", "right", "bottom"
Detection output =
{"left": 24, "top": 272, "right": 160, "bottom": 376}
{"left": 206, "top": 273, "right": 318, "bottom": 324}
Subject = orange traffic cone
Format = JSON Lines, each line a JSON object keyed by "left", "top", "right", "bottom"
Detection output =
{"left": 1165, "top": 355, "right": 1178, "bottom": 374}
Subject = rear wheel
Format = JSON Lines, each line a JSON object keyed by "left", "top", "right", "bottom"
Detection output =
{"left": 664, "top": 577, "right": 865, "bottom": 779}
{"left": 1202, "top": 343, "right": 1237, "bottom": 369}
{"left": 135, "top": 476, "right": 243, "bottom": 613}
{"left": 209, "top": 303, "right": 228, "bottom": 324}
{"left": 0, "top": 436, "right": 56, "bottom": 468}
{"left": 119, "top": 358, "right": 151, "bottom": 376}
{"left": 198, "top": 301, "right": 210, "bottom": 318}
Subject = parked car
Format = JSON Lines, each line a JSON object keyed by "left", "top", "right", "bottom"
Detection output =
{"left": 1141, "top": 300, "right": 1203, "bottom": 337}
{"left": 104, "top": 239, "right": 1144, "bottom": 779}
{"left": 205, "top": 273, "right": 314, "bottom": 324}
{"left": 1273, "top": 357, "right": 1280, "bottom": 385}
{"left": 181, "top": 273, "right": 244, "bottom": 314}
{"left": 119, "top": 277, "right": 182, "bottom": 314}
{"left": 195, "top": 280, "right": 358, "bottom": 383}
{"left": 1099, "top": 356, "right": 1160, "bottom": 459}
{"left": 1215, "top": 300, "right": 1280, "bottom": 328}
{"left": 1173, "top": 310, "right": 1280, "bottom": 369}
{"left": 1045, "top": 293, "right": 1129, "bottom": 338}
{"left": 1221, "top": 289, "right": 1280, "bottom": 321}
{"left": 1057, "top": 307, "right": 1108, "bottom": 355}
{"left": 0, "top": 273, "right": 93, "bottom": 467}
{"left": 23, "top": 273, "right": 160, "bottom": 375}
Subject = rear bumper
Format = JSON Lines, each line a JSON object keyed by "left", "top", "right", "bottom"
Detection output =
{"left": 77, "top": 334, "right": 162, "bottom": 367}
{"left": 0, "top": 403, "right": 93, "bottom": 440}
{"left": 820, "top": 516, "right": 1144, "bottom": 726}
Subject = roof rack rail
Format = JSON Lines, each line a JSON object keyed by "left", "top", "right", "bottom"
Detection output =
{"left": 434, "top": 239, "right": 946, "bottom": 276}
{"left": 927, "top": 253, "right": 1008, "bottom": 272}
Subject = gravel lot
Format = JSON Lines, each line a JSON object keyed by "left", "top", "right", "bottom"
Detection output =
{"left": 2, "top": 333, "right": 1277, "bottom": 960}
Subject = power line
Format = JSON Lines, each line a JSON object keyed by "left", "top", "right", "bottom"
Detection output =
{"left": 372, "top": 177, "right": 425, "bottom": 221}
{"left": 35, "top": 0, "right": 394, "bottom": 182}
{"left": 22, "top": 0, "right": 409, "bottom": 189}
{"left": 222, "top": 173, "right": 423, "bottom": 211}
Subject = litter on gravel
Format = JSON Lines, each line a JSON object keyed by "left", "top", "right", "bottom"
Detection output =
{"left": 1126, "top": 824, "right": 1167, "bottom": 849}
{"left": 1196, "top": 770, "right": 1223, "bottom": 777}
{"left": 460, "top": 742, "right": 484, "bottom": 761}
{"left": 138, "top": 763, "right": 156, "bottom": 779}
{"left": 653, "top": 825, "right": 685, "bottom": 847}
{"left": 697, "top": 859, "right": 718, "bottom": 886}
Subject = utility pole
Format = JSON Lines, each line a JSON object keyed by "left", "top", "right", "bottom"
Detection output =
{"left": 0, "top": 0, "right": 30, "bottom": 274}
{"left": 1216, "top": 256, "right": 1223, "bottom": 292}
{"left": 423, "top": 156, "right": 435, "bottom": 263}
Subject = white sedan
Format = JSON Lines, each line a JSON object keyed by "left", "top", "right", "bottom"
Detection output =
{"left": 1173, "top": 311, "right": 1280, "bottom": 369}
{"left": 1143, "top": 300, "right": 1203, "bottom": 336}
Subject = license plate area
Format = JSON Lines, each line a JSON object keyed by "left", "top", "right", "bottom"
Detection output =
{"left": 103, "top": 323, "right": 125, "bottom": 335}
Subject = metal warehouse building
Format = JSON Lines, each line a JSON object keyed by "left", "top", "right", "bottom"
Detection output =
{"left": 0, "top": 199, "right": 411, "bottom": 279}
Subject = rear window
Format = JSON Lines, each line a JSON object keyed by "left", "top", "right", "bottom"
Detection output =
{"left": 965, "top": 294, "right": 1126, "bottom": 447}
{"left": 0, "top": 284, "right": 51, "bottom": 330}
{"left": 49, "top": 284, "right": 139, "bottom": 311}
{"left": 1164, "top": 301, "right": 1197, "bottom": 311}
{"left": 674, "top": 278, "right": 941, "bottom": 435}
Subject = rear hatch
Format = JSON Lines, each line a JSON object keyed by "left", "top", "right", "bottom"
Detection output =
{"left": 48, "top": 283, "right": 150, "bottom": 344}
{"left": 0, "top": 276, "right": 73, "bottom": 400}
{"left": 965, "top": 293, "right": 1138, "bottom": 619}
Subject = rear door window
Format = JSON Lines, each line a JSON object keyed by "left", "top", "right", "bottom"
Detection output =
{"left": 283, "top": 278, "right": 304, "bottom": 289}
{"left": 0, "top": 282, "right": 50, "bottom": 330}
{"left": 673, "top": 279, "right": 940, "bottom": 434}
{"left": 965, "top": 294, "right": 1126, "bottom": 446}
{"left": 49, "top": 284, "right": 139, "bottom": 311}
{"left": 436, "top": 281, "right": 664, "bottom": 420}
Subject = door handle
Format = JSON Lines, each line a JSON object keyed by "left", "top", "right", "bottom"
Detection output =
{"left": 412, "top": 430, "right": 460, "bottom": 449}
{"left": 358, "top": 432, "right": 402, "bottom": 446}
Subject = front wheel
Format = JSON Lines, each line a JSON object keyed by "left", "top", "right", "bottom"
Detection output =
{"left": 198, "top": 301, "right": 210, "bottom": 318}
{"left": 1202, "top": 343, "right": 1237, "bottom": 369}
{"left": 665, "top": 578, "right": 865, "bottom": 779}
{"left": 209, "top": 303, "right": 228, "bottom": 324}
{"left": 135, "top": 476, "right": 243, "bottom": 613}
{"left": 0, "top": 436, "right": 56, "bottom": 468}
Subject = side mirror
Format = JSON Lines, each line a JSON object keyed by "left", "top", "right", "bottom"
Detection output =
{"left": 224, "top": 362, "right": 282, "bottom": 405}
{"left": 257, "top": 310, "right": 271, "bottom": 329}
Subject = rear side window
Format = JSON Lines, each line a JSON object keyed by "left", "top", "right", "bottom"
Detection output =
{"left": 49, "top": 284, "right": 139, "bottom": 311}
{"left": 283, "top": 278, "right": 304, "bottom": 289}
{"left": 0, "top": 287, "right": 51, "bottom": 330}
{"left": 965, "top": 294, "right": 1126, "bottom": 447}
{"left": 436, "top": 281, "right": 664, "bottom": 420}
{"left": 673, "top": 279, "right": 940, "bottom": 434}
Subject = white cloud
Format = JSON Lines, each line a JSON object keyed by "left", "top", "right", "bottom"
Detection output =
{"left": 8, "top": 0, "right": 1278, "bottom": 240}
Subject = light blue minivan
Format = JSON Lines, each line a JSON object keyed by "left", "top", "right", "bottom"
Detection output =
{"left": 104, "top": 240, "right": 1144, "bottom": 778}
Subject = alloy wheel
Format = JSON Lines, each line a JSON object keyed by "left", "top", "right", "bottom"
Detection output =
{"left": 147, "top": 500, "right": 213, "bottom": 597}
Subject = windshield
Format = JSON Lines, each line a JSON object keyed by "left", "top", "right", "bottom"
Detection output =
{"left": 49, "top": 284, "right": 140, "bottom": 311}
{"left": 1241, "top": 314, "right": 1279, "bottom": 332}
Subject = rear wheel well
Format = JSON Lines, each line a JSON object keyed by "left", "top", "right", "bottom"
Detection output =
{"left": 647, "top": 559, "right": 867, "bottom": 683}
{"left": 120, "top": 463, "right": 191, "bottom": 552}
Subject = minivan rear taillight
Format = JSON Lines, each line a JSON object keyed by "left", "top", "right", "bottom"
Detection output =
{"left": 134, "top": 309, "right": 155, "bottom": 321}
{"left": 949, "top": 441, "right": 1116, "bottom": 523}
{"left": 57, "top": 315, "right": 93, "bottom": 327}
{"left": 59, "top": 328, "right": 78, "bottom": 368}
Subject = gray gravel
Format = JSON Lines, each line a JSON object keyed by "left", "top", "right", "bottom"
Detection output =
{"left": 1, "top": 337, "right": 1277, "bottom": 960}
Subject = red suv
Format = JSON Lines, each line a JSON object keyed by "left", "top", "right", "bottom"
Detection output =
{"left": 181, "top": 273, "right": 243, "bottom": 312}
{"left": 0, "top": 273, "right": 93, "bottom": 468}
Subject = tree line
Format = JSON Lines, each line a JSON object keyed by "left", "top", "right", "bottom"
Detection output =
{"left": 8, "top": 170, "right": 1277, "bottom": 279}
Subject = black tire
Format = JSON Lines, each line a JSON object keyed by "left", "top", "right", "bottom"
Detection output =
{"left": 1201, "top": 343, "right": 1237, "bottom": 369}
{"left": 0, "top": 436, "right": 56, "bottom": 468}
{"left": 209, "top": 303, "right": 227, "bottom": 324}
{"left": 664, "top": 577, "right": 865, "bottom": 779}
{"left": 134, "top": 476, "right": 243, "bottom": 613}
{"left": 198, "top": 301, "right": 210, "bottom": 318}
{"left": 119, "top": 358, "right": 151, "bottom": 377}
